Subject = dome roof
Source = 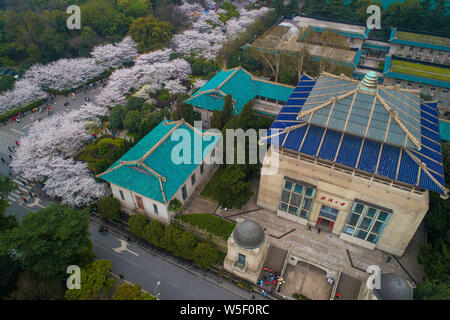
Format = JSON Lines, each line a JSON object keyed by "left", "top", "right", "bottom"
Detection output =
{"left": 373, "top": 273, "right": 413, "bottom": 300}
{"left": 232, "top": 220, "right": 265, "bottom": 249}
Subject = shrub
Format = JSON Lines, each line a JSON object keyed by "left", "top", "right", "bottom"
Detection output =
{"left": 98, "top": 197, "right": 121, "bottom": 221}
{"left": 97, "top": 141, "right": 111, "bottom": 156}
{"left": 128, "top": 214, "right": 148, "bottom": 239}
{"left": 160, "top": 224, "right": 183, "bottom": 253}
{"left": 174, "top": 230, "right": 198, "bottom": 260}
{"left": 141, "top": 103, "right": 156, "bottom": 114}
{"left": 113, "top": 283, "right": 156, "bottom": 300}
{"left": 193, "top": 241, "right": 219, "bottom": 270}
{"left": 143, "top": 220, "right": 166, "bottom": 247}
{"left": 168, "top": 199, "right": 182, "bottom": 214}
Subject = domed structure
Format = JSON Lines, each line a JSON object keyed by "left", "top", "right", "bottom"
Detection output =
{"left": 232, "top": 220, "right": 265, "bottom": 249}
{"left": 373, "top": 273, "right": 413, "bottom": 300}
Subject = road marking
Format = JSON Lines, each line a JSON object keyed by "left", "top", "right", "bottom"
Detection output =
{"left": 113, "top": 239, "right": 139, "bottom": 256}
{"left": 188, "top": 292, "right": 198, "bottom": 298}
{"left": 93, "top": 242, "right": 142, "bottom": 269}
{"left": 169, "top": 282, "right": 178, "bottom": 288}
{"left": 10, "top": 128, "right": 25, "bottom": 135}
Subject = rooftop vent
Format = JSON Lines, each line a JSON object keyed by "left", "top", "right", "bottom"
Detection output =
{"left": 360, "top": 71, "right": 378, "bottom": 92}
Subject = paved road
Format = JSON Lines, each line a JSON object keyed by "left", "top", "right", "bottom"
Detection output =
{"left": 89, "top": 221, "right": 244, "bottom": 300}
{"left": 0, "top": 85, "right": 103, "bottom": 219}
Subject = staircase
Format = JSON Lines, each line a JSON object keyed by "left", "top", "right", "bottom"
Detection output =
{"left": 334, "top": 273, "right": 362, "bottom": 300}
{"left": 258, "top": 245, "right": 288, "bottom": 279}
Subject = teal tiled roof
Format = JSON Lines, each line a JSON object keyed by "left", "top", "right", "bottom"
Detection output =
{"left": 185, "top": 67, "right": 294, "bottom": 115}
{"left": 99, "top": 120, "right": 220, "bottom": 203}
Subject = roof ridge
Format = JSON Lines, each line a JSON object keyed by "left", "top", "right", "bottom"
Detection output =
{"left": 375, "top": 93, "right": 421, "bottom": 149}
{"left": 216, "top": 68, "right": 240, "bottom": 90}
{"left": 404, "top": 149, "right": 449, "bottom": 198}
{"left": 252, "top": 77, "right": 296, "bottom": 88}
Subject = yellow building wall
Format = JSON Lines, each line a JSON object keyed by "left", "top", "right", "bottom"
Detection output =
{"left": 257, "top": 147, "right": 429, "bottom": 256}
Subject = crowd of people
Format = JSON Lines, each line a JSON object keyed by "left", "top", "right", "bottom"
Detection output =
{"left": 257, "top": 266, "right": 285, "bottom": 297}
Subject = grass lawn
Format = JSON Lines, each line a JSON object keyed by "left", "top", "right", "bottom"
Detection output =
{"left": 392, "top": 60, "right": 450, "bottom": 82}
{"left": 397, "top": 31, "right": 450, "bottom": 47}
{"left": 176, "top": 213, "right": 236, "bottom": 241}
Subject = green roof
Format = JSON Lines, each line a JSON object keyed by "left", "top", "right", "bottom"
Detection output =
{"left": 397, "top": 31, "right": 450, "bottom": 48}
{"left": 99, "top": 120, "right": 220, "bottom": 203}
{"left": 185, "top": 67, "right": 294, "bottom": 115}
{"left": 391, "top": 60, "right": 450, "bottom": 83}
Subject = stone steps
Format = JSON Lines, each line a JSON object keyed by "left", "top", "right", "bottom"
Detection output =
{"left": 334, "top": 273, "right": 362, "bottom": 300}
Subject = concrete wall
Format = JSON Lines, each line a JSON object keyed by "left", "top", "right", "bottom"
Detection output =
{"left": 257, "top": 147, "right": 429, "bottom": 256}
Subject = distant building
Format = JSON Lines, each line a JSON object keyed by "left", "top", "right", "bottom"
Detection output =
{"left": 185, "top": 66, "right": 294, "bottom": 127}
{"left": 258, "top": 71, "right": 447, "bottom": 256}
{"left": 384, "top": 28, "right": 450, "bottom": 115}
{"left": 98, "top": 119, "right": 220, "bottom": 223}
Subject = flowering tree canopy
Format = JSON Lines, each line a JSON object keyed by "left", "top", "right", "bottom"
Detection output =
{"left": 96, "top": 49, "right": 191, "bottom": 107}
{"left": 0, "top": 79, "right": 46, "bottom": 114}
{"left": 10, "top": 103, "right": 108, "bottom": 206}
{"left": 91, "top": 36, "right": 139, "bottom": 68}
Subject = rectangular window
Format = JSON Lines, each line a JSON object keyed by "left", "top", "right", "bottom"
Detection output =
{"left": 136, "top": 196, "right": 144, "bottom": 210}
{"left": 278, "top": 178, "right": 315, "bottom": 220}
{"left": 191, "top": 173, "right": 196, "bottom": 186}
{"left": 236, "top": 253, "right": 246, "bottom": 268}
{"left": 343, "top": 201, "right": 391, "bottom": 244}
{"left": 200, "top": 163, "right": 204, "bottom": 174}
{"left": 182, "top": 185, "right": 187, "bottom": 201}
{"left": 153, "top": 204, "right": 158, "bottom": 215}
{"left": 119, "top": 190, "right": 124, "bottom": 200}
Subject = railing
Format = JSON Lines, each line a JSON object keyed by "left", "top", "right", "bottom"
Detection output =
{"left": 171, "top": 217, "right": 228, "bottom": 253}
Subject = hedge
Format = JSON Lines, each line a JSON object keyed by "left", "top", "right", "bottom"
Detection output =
{"left": 0, "top": 98, "right": 46, "bottom": 122}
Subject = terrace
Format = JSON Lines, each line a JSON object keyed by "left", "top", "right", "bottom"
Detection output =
{"left": 391, "top": 60, "right": 450, "bottom": 82}
{"left": 397, "top": 31, "right": 450, "bottom": 48}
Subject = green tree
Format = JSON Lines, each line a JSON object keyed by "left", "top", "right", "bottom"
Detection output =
{"left": 98, "top": 197, "right": 121, "bottom": 221}
{"left": 0, "top": 204, "right": 95, "bottom": 282}
{"left": 126, "top": 96, "right": 144, "bottom": 111}
{"left": 109, "top": 105, "right": 128, "bottom": 130}
{"left": 97, "top": 141, "right": 111, "bottom": 157}
{"left": 209, "top": 166, "right": 252, "bottom": 209}
{"left": 123, "top": 110, "right": 142, "bottom": 134}
{"left": 117, "top": 0, "right": 153, "bottom": 18}
{"left": 0, "top": 253, "right": 22, "bottom": 299}
{"left": 221, "top": 94, "right": 234, "bottom": 126}
{"left": 128, "top": 14, "right": 173, "bottom": 53}
{"left": 0, "top": 75, "right": 15, "bottom": 92}
{"left": 128, "top": 214, "right": 148, "bottom": 239}
{"left": 0, "top": 175, "right": 18, "bottom": 233}
{"left": 64, "top": 260, "right": 115, "bottom": 300}
{"left": 238, "top": 100, "right": 257, "bottom": 131}
{"left": 143, "top": 220, "right": 166, "bottom": 247}
{"left": 113, "top": 282, "right": 156, "bottom": 300}
{"left": 414, "top": 279, "right": 450, "bottom": 300}
{"left": 193, "top": 241, "right": 219, "bottom": 269}
{"left": 168, "top": 199, "right": 182, "bottom": 214}
{"left": 210, "top": 109, "right": 223, "bottom": 130}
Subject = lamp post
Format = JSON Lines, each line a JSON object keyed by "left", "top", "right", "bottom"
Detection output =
{"left": 156, "top": 293, "right": 161, "bottom": 300}
{"left": 153, "top": 281, "right": 161, "bottom": 295}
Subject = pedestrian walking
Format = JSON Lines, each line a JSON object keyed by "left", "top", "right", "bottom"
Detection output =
{"left": 8, "top": 146, "right": 12, "bottom": 152}
{"left": 15, "top": 141, "right": 19, "bottom": 146}
{"left": 119, "top": 274, "right": 124, "bottom": 280}
{"left": 8, "top": 154, "right": 12, "bottom": 160}
{"left": 29, "top": 191, "right": 33, "bottom": 198}
{"left": 317, "top": 228, "right": 321, "bottom": 234}
{"left": 1, "top": 157, "right": 5, "bottom": 163}
{"left": 307, "top": 225, "right": 312, "bottom": 231}
{"left": 386, "top": 256, "right": 392, "bottom": 263}
{"left": 22, "top": 197, "right": 27, "bottom": 203}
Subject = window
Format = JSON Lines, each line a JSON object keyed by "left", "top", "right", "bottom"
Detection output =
{"left": 319, "top": 205, "right": 339, "bottom": 221}
{"left": 191, "top": 173, "right": 196, "bottom": 186}
{"left": 419, "top": 84, "right": 424, "bottom": 88}
{"left": 153, "top": 204, "right": 158, "bottom": 215}
{"left": 343, "top": 201, "right": 391, "bottom": 244}
{"left": 136, "top": 196, "right": 144, "bottom": 210}
{"left": 200, "top": 163, "right": 204, "bottom": 174}
{"left": 182, "top": 185, "right": 187, "bottom": 201}
{"left": 119, "top": 190, "right": 124, "bottom": 200}
{"left": 278, "top": 179, "right": 315, "bottom": 220}
{"left": 236, "top": 253, "right": 246, "bottom": 268}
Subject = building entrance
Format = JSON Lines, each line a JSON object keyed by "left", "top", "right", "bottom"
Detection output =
{"left": 317, "top": 217, "right": 334, "bottom": 230}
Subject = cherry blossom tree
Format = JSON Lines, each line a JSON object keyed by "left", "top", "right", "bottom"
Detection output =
{"left": 0, "top": 79, "right": 46, "bottom": 114}
{"left": 91, "top": 36, "right": 139, "bottom": 68}
{"left": 10, "top": 103, "right": 108, "bottom": 206}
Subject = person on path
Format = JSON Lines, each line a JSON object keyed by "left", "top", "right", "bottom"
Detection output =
{"left": 8, "top": 146, "right": 12, "bottom": 152}
{"left": 15, "top": 141, "right": 19, "bottom": 146}
{"left": 1, "top": 157, "right": 5, "bottom": 163}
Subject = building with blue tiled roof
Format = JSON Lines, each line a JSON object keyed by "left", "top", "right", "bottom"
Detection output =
{"left": 185, "top": 66, "right": 294, "bottom": 127}
{"left": 98, "top": 119, "right": 220, "bottom": 223}
{"left": 258, "top": 71, "right": 448, "bottom": 256}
